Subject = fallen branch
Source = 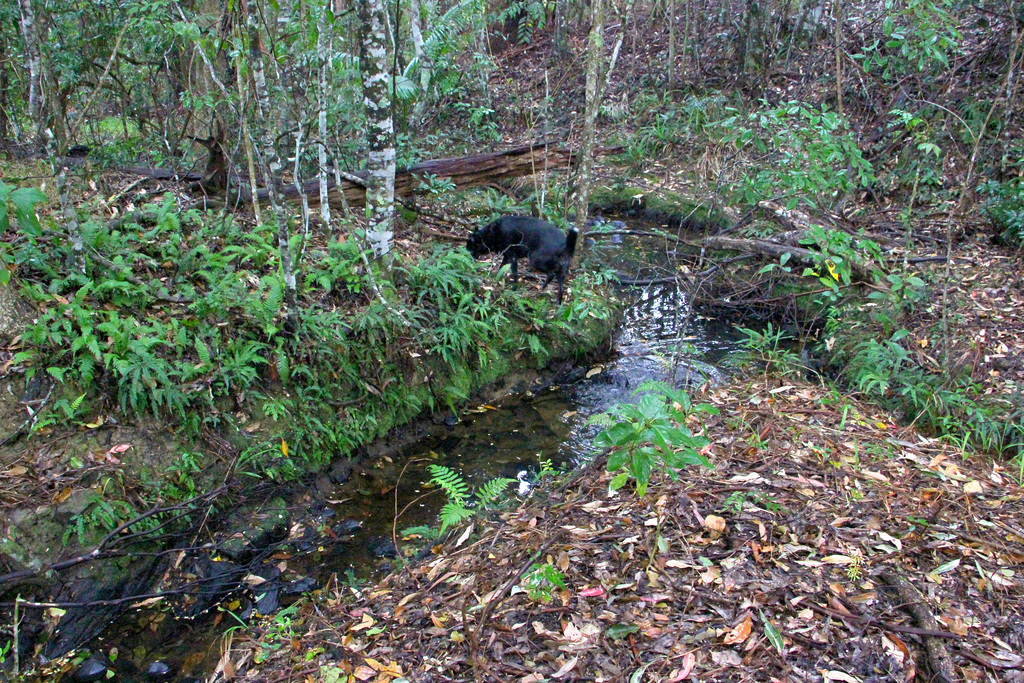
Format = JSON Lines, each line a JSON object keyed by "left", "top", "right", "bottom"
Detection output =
{"left": 879, "top": 570, "right": 959, "bottom": 683}
{"left": 468, "top": 531, "right": 564, "bottom": 677}
{"left": 0, "top": 485, "right": 230, "bottom": 587}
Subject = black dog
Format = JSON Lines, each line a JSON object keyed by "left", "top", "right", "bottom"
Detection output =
{"left": 467, "top": 216, "right": 579, "bottom": 304}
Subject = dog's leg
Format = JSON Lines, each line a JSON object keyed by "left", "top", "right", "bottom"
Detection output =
{"left": 505, "top": 256, "right": 519, "bottom": 283}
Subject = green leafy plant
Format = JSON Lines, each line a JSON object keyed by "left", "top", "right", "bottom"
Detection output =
{"left": 588, "top": 381, "right": 717, "bottom": 497}
{"left": 867, "top": 272, "right": 929, "bottom": 319}
{"left": 716, "top": 101, "right": 874, "bottom": 210}
{"left": 416, "top": 173, "right": 457, "bottom": 198}
{"left": 62, "top": 494, "right": 150, "bottom": 546}
{"left": 980, "top": 178, "right": 1024, "bottom": 246}
{"left": 735, "top": 324, "right": 802, "bottom": 375}
{"left": 425, "top": 464, "right": 515, "bottom": 533}
{"left": 851, "top": 0, "right": 960, "bottom": 78}
{"left": 253, "top": 601, "right": 304, "bottom": 664}
{"left": 722, "top": 490, "right": 784, "bottom": 515}
{"left": 0, "top": 180, "right": 49, "bottom": 284}
{"left": 518, "top": 563, "right": 565, "bottom": 604}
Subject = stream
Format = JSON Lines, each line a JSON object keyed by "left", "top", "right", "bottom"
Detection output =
{"left": 52, "top": 220, "right": 748, "bottom": 682}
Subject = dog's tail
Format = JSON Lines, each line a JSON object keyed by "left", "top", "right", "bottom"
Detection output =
{"left": 565, "top": 226, "right": 579, "bottom": 257}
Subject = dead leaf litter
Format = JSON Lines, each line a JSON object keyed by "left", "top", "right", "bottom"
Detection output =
{"left": 235, "top": 375, "right": 1024, "bottom": 683}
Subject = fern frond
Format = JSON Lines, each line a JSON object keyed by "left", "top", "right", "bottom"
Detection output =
{"left": 439, "top": 501, "right": 474, "bottom": 532}
{"left": 586, "top": 412, "right": 615, "bottom": 427}
{"left": 195, "top": 338, "right": 211, "bottom": 365}
{"left": 477, "top": 477, "right": 514, "bottom": 507}
{"left": 634, "top": 380, "right": 674, "bottom": 397}
{"left": 428, "top": 464, "right": 470, "bottom": 505}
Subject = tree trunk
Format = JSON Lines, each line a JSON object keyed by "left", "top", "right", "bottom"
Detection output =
{"left": 359, "top": 0, "right": 397, "bottom": 259}
{"left": 553, "top": 0, "right": 569, "bottom": 58}
{"left": 317, "top": 3, "right": 332, "bottom": 228}
{"left": 409, "top": 0, "right": 434, "bottom": 123}
{"left": 245, "top": 0, "right": 300, "bottom": 334}
{"left": 667, "top": 0, "right": 676, "bottom": 88}
{"left": 834, "top": 0, "right": 843, "bottom": 117}
{"left": 572, "top": 0, "right": 605, "bottom": 267}
{"left": 0, "top": 33, "right": 10, "bottom": 146}
{"left": 276, "top": 142, "right": 602, "bottom": 209}
{"left": 17, "top": 0, "right": 42, "bottom": 148}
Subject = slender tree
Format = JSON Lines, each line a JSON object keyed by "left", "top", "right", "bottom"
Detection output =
{"left": 316, "top": 2, "right": 333, "bottom": 228}
{"left": 0, "top": 32, "right": 10, "bottom": 145}
{"left": 553, "top": 0, "right": 569, "bottom": 58}
{"left": 409, "top": 0, "right": 435, "bottom": 123}
{"left": 17, "top": 0, "right": 42, "bottom": 146}
{"left": 359, "top": 0, "right": 397, "bottom": 259}
{"left": 245, "top": 0, "right": 300, "bottom": 334}
{"left": 572, "top": 0, "right": 605, "bottom": 267}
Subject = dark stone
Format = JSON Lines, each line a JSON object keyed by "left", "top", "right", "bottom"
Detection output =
{"left": 282, "top": 576, "right": 316, "bottom": 596}
{"left": 291, "top": 523, "right": 318, "bottom": 552}
{"left": 19, "top": 372, "right": 47, "bottom": 402}
{"left": 313, "top": 506, "right": 337, "bottom": 522}
{"left": 443, "top": 413, "right": 460, "bottom": 427}
{"left": 314, "top": 473, "right": 334, "bottom": 495}
{"left": 217, "top": 498, "right": 290, "bottom": 562}
{"left": 236, "top": 598, "right": 254, "bottom": 621}
{"left": 332, "top": 518, "right": 362, "bottom": 536}
{"left": 254, "top": 584, "right": 280, "bottom": 614}
{"left": 44, "top": 556, "right": 165, "bottom": 660}
{"left": 252, "top": 562, "right": 282, "bottom": 614}
{"left": 72, "top": 656, "right": 109, "bottom": 682}
{"left": 366, "top": 536, "right": 397, "bottom": 558}
{"left": 145, "top": 661, "right": 174, "bottom": 680}
{"left": 328, "top": 458, "right": 355, "bottom": 484}
{"left": 175, "top": 555, "right": 245, "bottom": 619}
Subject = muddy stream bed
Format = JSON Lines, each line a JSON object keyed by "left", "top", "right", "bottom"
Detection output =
{"left": 48, "top": 220, "right": 752, "bottom": 682}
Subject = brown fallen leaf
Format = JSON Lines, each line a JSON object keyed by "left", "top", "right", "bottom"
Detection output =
{"left": 723, "top": 613, "right": 752, "bottom": 645}
{"left": 667, "top": 652, "right": 695, "bottom": 681}
{"left": 704, "top": 514, "right": 727, "bottom": 536}
{"left": 352, "top": 665, "right": 376, "bottom": 681}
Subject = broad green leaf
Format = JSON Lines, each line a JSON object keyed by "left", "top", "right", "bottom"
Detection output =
{"left": 761, "top": 610, "right": 785, "bottom": 654}
{"left": 607, "top": 448, "right": 629, "bottom": 472}
{"left": 11, "top": 187, "right": 47, "bottom": 236}
{"left": 605, "top": 623, "right": 640, "bottom": 640}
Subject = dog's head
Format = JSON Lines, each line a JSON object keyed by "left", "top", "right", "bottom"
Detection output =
{"left": 466, "top": 226, "right": 491, "bottom": 259}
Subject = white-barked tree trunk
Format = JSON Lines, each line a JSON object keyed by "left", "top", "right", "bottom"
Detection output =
{"left": 359, "top": 0, "right": 396, "bottom": 259}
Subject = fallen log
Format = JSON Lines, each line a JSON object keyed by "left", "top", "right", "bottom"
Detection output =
{"left": 279, "top": 142, "right": 620, "bottom": 210}
{"left": 112, "top": 143, "right": 617, "bottom": 211}
{"left": 701, "top": 235, "right": 876, "bottom": 281}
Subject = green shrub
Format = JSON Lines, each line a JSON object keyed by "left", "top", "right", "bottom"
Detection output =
{"left": 589, "top": 381, "right": 717, "bottom": 496}
{"left": 716, "top": 101, "right": 874, "bottom": 210}
{"left": 980, "top": 179, "right": 1024, "bottom": 245}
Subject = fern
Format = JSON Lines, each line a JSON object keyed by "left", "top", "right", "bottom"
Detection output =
{"left": 477, "top": 477, "right": 515, "bottom": 507}
{"left": 195, "top": 338, "right": 211, "bottom": 365}
{"left": 439, "top": 500, "right": 474, "bottom": 532}
{"left": 428, "top": 464, "right": 470, "bottom": 505}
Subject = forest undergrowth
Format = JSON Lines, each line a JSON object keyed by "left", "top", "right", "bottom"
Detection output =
{"left": 3, "top": 0, "right": 1024, "bottom": 678}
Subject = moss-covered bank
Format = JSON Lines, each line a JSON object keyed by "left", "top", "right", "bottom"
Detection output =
{"left": 590, "top": 184, "right": 730, "bottom": 230}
